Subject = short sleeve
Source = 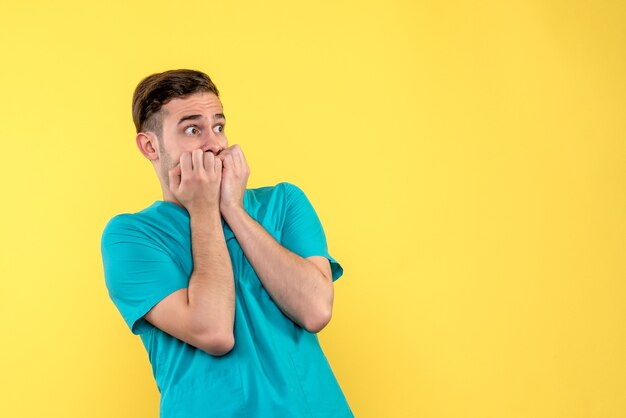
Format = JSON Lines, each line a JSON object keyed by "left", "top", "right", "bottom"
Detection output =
{"left": 101, "top": 215, "right": 189, "bottom": 335}
{"left": 280, "top": 182, "right": 344, "bottom": 282}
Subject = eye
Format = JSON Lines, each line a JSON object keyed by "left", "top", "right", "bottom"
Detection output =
{"left": 213, "top": 124, "right": 224, "bottom": 134}
{"left": 184, "top": 126, "right": 201, "bottom": 135}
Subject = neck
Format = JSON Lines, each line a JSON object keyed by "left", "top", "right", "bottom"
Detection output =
{"left": 160, "top": 183, "right": 185, "bottom": 209}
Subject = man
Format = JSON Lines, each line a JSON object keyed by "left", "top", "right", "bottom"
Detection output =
{"left": 100, "top": 69, "right": 353, "bottom": 417}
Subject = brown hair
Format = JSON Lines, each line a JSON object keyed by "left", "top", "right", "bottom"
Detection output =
{"left": 132, "top": 69, "right": 220, "bottom": 139}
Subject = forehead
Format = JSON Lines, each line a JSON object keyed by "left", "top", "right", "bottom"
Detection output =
{"left": 162, "top": 92, "right": 223, "bottom": 122}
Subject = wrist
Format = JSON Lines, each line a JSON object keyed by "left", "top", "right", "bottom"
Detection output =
{"left": 220, "top": 204, "right": 246, "bottom": 222}
{"left": 188, "top": 204, "right": 221, "bottom": 221}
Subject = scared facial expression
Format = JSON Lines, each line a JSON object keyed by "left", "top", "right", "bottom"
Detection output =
{"left": 156, "top": 92, "right": 228, "bottom": 182}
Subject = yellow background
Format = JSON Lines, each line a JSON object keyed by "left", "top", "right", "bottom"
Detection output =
{"left": 1, "top": 1, "right": 624, "bottom": 417}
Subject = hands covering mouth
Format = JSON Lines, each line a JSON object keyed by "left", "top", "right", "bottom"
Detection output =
{"left": 168, "top": 145, "right": 250, "bottom": 217}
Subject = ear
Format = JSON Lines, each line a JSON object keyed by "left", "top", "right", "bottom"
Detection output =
{"left": 136, "top": 132, "right": 159, "bottom": 161}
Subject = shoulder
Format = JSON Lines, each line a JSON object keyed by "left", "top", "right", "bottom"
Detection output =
{"left": 100, "top": 202, "right": 165, "bottom": 244}
{"left": 103, "top": 201, "right": 186, "bottom": 230}
{"left": 245, "top": 181, "right": 306, "bottom": 205}
{"left": 278, "top": 181, "right": 304, "bottom": 195}
{"left": 102, "top": 213, "right": 137, "bottom": 238}
{"left": 249, "top": 181, "right": 304, "bottom": 193}
{"left": 100, "top": 214, "right": 145, "bottom": 255}
{"left": 274, "top": 181, "right": 307, "bottom": 200}
{"left": 248, "top": 181, "right": 299, "bottom": 195}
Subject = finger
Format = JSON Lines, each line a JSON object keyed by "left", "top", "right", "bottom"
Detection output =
{"left": 192, "top": 149, "right": 204, "bottom": 171}
{"left": 217, "top": 148, "right": 229, "bottom": 163}
{"left": 228, "top": 145, "right": 241, "bottom": 171}
{"left": 219, "top": 152, "right": 232, "bottom": 167}
{"left": 238, "top": 146, "right": 249, "bottom": 169}
{"left": 232, "top": 144, "right": 244, "bottom": 168}
{"left": 180, "top": 152, "right": 192, "bottom": 177}
{"left": 168, "top": 165, "right": 181, "bottom": 192}
{"left": 222, "top": 153, "right": 235, "bottom": 170}
{"left": 214, "top": 154, "right": 223, "bottom": 175}
{"left": 203, "top": 151, "right": 214, "bottom": 173}
{"left": 217, "top": 149, "right": 228, "bottom": 166}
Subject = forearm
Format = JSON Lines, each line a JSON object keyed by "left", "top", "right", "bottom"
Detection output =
{"left": 222, "top": 206, "right": 332, "bottom": 332}
{"left": 187, "top": 209, "right": 236, "bottom": 339}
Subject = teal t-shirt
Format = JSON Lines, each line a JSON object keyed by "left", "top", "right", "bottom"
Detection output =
{"left": 101, "top": 181, "right": 353, "bottom": 418}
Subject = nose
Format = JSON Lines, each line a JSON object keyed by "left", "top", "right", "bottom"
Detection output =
{"left": 203, "top": 144, "right": 223, "bottom": 155}
{"left": 202, "top": 134, "right": 225, "bottom": 155}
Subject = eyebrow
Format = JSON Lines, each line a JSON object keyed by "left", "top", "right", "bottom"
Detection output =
{"left": 177, "top": 113, "right": 226, "bottom": 125}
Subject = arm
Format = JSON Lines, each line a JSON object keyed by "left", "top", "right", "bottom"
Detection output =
{"left": 144, "top": 209, "right": 235, "bottom": 355}
{"left": 222, "top": 205, "right": 334, "bottom": 333}
{"left": 215, "top": 145, "right": 334, "bottom": 333}
{"left": 144, "top": 149, "right": 235, "bottom": 355}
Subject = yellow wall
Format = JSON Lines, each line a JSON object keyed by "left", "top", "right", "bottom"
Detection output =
{"left": 0, "top": 1, "right": 624, "bottom": 417}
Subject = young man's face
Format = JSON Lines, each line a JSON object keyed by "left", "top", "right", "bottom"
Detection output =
{"left": 156, "top": 91, "right": 228, "bottom": 180}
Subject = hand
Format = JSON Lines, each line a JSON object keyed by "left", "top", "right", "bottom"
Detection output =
{"left": 168, "top": 149, "right": 222, "bottom": 215}
{"left": 216, "top": 144, "right": 250, "bottom": 214}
